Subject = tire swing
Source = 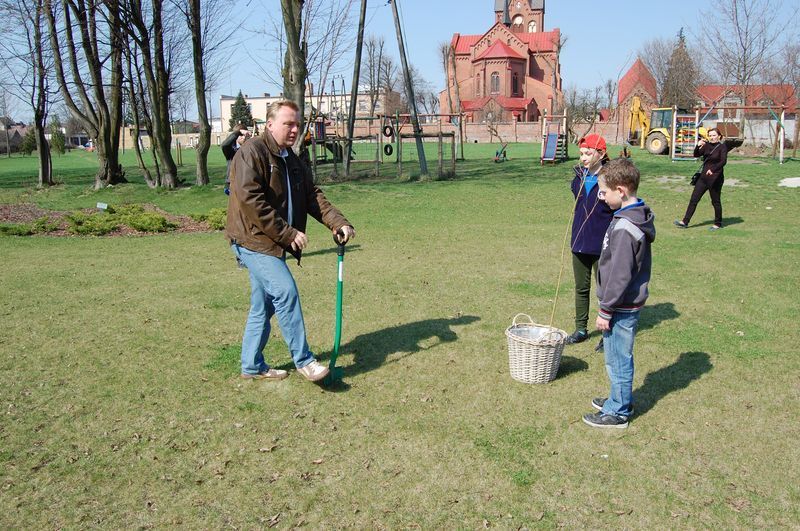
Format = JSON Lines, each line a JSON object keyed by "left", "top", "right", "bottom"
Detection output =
{"left": 383, "top": 143, "right": 393, "bottom": 156}
{"left": 383, "top": 125, "right": 394, "bottom": 138}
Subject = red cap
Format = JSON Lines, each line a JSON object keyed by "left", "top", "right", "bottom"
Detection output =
{"left": 579, "top": 134, "right": 607, "bottom": 151}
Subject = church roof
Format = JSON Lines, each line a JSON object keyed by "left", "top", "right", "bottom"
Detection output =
{"left": 452, "top": 27, "right": 559, "bottom": 55}
{"left": 618, "top": 58, "right": 657, "bottom": 104}
{"left": 474, "top": 41, "right": 525, "bottom": 61}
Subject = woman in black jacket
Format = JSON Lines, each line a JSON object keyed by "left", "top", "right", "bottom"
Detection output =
{"left": 674, "top": 127, "right": 728, "bottom": 231}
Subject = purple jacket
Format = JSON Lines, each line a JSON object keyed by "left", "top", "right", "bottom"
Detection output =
{"left": 570, "top": 165, "right": 613, "bottom": 256}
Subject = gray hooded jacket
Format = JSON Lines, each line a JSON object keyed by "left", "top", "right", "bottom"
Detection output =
{"left": 596, "top": 201, "right": 656, "bottom": 320}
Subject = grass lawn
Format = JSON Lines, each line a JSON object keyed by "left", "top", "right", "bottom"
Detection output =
{"left": 1, "top": 143, "right": 799, "bottom": 527}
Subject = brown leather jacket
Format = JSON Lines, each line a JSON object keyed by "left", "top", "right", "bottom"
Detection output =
{"left": 224, "top": 129, "right": 351, "bottom": 263}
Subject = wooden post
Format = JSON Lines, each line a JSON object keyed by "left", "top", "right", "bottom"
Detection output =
{"left": 437, "top": 133, "right": 443, "bottom": 179}
{"left": 375, "top": 133, "right": 380, "bottom": 177}
{"left": 450, "top": 132, "right": 456, "bottom": 176}
{"left": 344, "top": 0, "right": 368, "bottom": 177}
{"left": 311, "top": 135, "right": 318, "bottom": 181}
{"left": 779, "top": 109, "right": 785, "bottom": 165}
{"left": 332, "top": 139, "right": 339, "bottom": 178}
{"left": 397, "top": 134, "right": 403, "bottom": 178}
{"left": 390, "top": 0, "right": 428, "bottom": 177}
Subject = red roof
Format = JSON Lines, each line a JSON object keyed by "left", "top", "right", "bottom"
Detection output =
{"left": 461, "top": 97, "right": 491, "bottom": 111}
{"left": 474, "top": 41, "right": 525, "bottom": 61}
{"left": 696, "top": 84, "right": 797, "bottom": 111}
{"left": 452, "top": 27, "right": 559, "bottom": 55}
{"left": 618, "top": 58, "right": 657, "bottom": 104}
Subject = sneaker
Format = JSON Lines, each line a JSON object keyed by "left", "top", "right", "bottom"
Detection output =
{"left": 565, "top": 330, "right": 589, "bottom": 344}
{"left": 594, "top": 338, "right": 604, "bottom": 353}
{"left": 297, "top": 360, "right": 329, "bottom": 382}
{"left": 582, "top": 411, "right": 628, "bottom": 429}
{"left": 591, "top": 398, "right": 635, "bottom": 415}
{"left": 673, "top": 220, "right": 688, "bottom": 229}
{"left": 240, "top": 368, "right": 288, "bottom": 380}
{"left": 709, "top": 225, "right": 721, "bottom": 231}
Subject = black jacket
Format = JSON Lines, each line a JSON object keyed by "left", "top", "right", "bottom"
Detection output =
{"left": 694, "top": 141, "right": 727, "bottom": 179}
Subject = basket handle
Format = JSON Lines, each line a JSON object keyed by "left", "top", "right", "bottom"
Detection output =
{"left": 511, "top": 313, "right": 535, "bottom": 327}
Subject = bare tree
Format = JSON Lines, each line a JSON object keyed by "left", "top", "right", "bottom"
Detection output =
{"left": 699, "top": 0, "right": 796, "bottom": 122}
{"left": 1, "top": 0, "right": 53, "bottom": 184}
{"left": 172, "top": 0, "right": 236, "bottom": 186}
{"left": 537, "top": 33, "right": 567, "bottom": 114}
{"left": 564, "top": 84, "right": 603, "bottom": 142}
{"left": 44, "top": 0, "right": 126, "bottom": 189}
{"left": 361, "top": 35, "right": 386, "bottom": 116}
{"left": 0, "top": 87, "right": 12, "bottom": 157}
{"left": 637, "top": 37, "right": 672, "bottom": 104}
{"left": 120, "top": 0, "right": 182, "bottom": 188}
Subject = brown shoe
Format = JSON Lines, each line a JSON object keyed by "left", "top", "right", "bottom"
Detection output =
{"left": 296, "top": 360, "right": 329, "bottom": 382}
{"left": 240, "top": 368, "right": 288, "bottom": 380}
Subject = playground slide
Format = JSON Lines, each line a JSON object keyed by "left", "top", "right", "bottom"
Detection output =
{"left": 542, "top": 132, "right": 559, "bottom": 161}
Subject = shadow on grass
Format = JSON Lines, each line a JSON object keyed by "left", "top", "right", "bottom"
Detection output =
{"left": 689, "top": 216, "right": 744, "bottom": 229}
{"left": 556, "top": 355, "right": 589, "bottom": 378}
{"left": 634, "top": 351, "right": 713, "bottom": 418}
{"left": 638, "top": 302, "right": 680, "bottom": 333}
{"left": 319, "top": 314, "right": 480, "bottom": 379}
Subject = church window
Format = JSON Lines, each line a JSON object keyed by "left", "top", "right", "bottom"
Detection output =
{"left": 490, "top": 72, "right": 500, "bottom": 94}
{"left": 476, "top": 73, "right": 481, "bottom": 96}
{"left": 528, "top": 20, "right": 537, "bottom": 32}
{"left": 512, "top": 73, "right": 519, "bottom": 95}
{"left": 512, "top": 15, "right": 523, "bottom": 32}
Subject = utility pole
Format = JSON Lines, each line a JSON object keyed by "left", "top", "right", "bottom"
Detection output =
{"left": 345, "top": 0, "right": 368, "bottom": 176}
{"left": 389, "top": 0, "right": 428, "bottom": 177}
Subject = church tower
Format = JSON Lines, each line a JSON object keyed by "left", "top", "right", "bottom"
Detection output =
{"left": 494, "top": 0, "right": 545, "bottom": 34}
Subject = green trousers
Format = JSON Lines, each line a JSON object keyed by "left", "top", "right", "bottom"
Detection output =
{"left": 572, "top": 252, "right": 599, "bottom": 332}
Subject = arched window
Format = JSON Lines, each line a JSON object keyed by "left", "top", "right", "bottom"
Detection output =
{"left": 512, "top": 15, "right": 523, "bottom": 32}
{"left": 512, "top": 73, "right": 519, "bottom": 95}
{"left": 528, "top": 20, "right": 537, "bottom": 33}
{"left": 475, "top": 73, "right": 481, "bottom": 96}
{"left": 490, "top": 72, "right": 500, "bottom": 94}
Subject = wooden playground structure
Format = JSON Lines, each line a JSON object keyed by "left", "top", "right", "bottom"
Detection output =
{"left": 308, "top": 113, "right": 461, "bottom": 179}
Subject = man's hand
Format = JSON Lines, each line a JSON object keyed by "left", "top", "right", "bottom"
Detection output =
{"left": 596, "top": 315, "right": 610, "bottom": 331}
{"left": 290, "top": 231, "right": 308, "bottom": 251}
{"left": 335, "top": 225, "right": 355, "bottom": 244}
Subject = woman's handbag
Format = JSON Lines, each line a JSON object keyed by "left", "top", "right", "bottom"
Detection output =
{"left": 690, "top": 171, "right": 701, "bottom": 186}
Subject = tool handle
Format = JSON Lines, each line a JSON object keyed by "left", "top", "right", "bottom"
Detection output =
{"left": 333, "top": 229, "right": 347, "bottom": 256}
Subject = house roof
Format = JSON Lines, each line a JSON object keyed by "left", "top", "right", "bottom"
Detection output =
{"left": 618, "top": 58, "right": 657, "bottom": 104}
{"left": 474, "top": 40, "right": 525, "bottom": 61}
{"left": 696, "top": 84, "right": 797, "bottom": 111}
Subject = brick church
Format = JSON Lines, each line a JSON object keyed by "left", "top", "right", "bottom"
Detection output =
{"left": 440, "top": 0, "right": 563, "bottom": 123}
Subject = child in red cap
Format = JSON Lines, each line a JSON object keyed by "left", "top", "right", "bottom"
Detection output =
{"left": 566, "top": 134, "right": 612, "bottom": 347}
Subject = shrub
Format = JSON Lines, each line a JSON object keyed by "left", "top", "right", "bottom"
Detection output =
{"left": 0, "top": 216, "right": 59, "bottom": 236}
{"left": 122, "top": 211, "right": 176, "bottom": 233}
{"left": 206, "top": 208, "right": 227, "bottom": 230}
{"left": 66, "top": 211, "right": 120, "bottom": 236}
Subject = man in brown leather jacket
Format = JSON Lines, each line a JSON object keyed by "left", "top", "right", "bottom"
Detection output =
{"left": 226, "top": 100, "right": 355, "bottom": 382}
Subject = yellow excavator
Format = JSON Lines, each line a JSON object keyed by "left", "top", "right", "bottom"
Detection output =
{"left": 627, "top": 96, "right": 743, "bottom": 154}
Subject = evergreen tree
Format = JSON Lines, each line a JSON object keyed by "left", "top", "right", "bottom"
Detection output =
{"left": 228, "top": 91, "right": 253, "bottom": 130}
{"left": 661, "top": 29, "right": 698, "bottom": 109}
{"left": 19, "top": 128, "right": 37, "bottom": 156}
{"left": 49, "top": 115, "right": 66, "bottom": 156}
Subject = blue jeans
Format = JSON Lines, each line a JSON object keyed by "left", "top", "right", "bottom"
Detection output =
{"left": 601, "top": 310, "right": 640, "bottom": 418}
{"left": 231, "top": 244, "right": 315, "bottom": 375}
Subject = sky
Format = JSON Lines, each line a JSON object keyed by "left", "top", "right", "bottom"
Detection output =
{"left": 213, "top": 0, "right": 712, "bottom": 116}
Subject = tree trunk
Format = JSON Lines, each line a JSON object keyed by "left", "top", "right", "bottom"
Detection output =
{"left": 281, "top": 0, "right": 307, "bottom": 134}
{"left": 34, "top": 125, "right": 52, "bottom": 187}
{"left": 188, "top": 0, "right": 210, "bottom": 186}
{"left": 44, "top": 0, "right": 126, "bottom": 189}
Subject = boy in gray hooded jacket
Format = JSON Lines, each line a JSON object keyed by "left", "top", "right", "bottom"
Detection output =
{"left": 582, "top": 158, "right": 656, "bottom": 429}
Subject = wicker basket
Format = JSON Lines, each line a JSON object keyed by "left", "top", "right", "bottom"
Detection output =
{"left": 505, "top": 314, "right": 567, "bottom": 384}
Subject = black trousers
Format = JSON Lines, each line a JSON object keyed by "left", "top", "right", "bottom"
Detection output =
{"left": 682, "top": 174, "right": 724, "bottom": 227}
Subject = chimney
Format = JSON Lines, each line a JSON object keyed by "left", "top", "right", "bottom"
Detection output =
{"left": 263, "top": 93, "right": 270, "bottom": 97}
